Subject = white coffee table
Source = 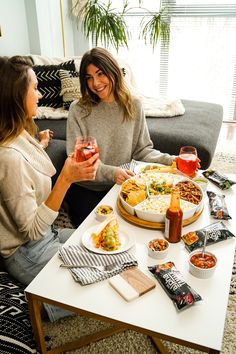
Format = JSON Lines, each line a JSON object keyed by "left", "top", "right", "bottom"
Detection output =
{"left": 25, "top": 175, "right": 236, "bottom": 354}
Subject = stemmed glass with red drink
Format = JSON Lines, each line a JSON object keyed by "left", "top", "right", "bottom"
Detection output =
{"left": 177, "top": 146, "right": 198, "bottom": 177}
{"left": 74, "top": 136, "right": 99, "bottom": 162}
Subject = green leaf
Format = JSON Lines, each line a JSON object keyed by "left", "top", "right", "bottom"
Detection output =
{"left": 140, "top": 7, "right": 170, "bottom": 50}
{"left": 74, "top": 0, "right": 129, "bottom": 51}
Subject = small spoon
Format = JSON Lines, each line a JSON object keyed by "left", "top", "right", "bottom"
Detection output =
{"left": 202, "top": 231, "right": 208, "bottom": 258}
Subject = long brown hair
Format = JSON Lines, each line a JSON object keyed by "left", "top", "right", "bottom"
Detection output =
{"left": 79, "top": 47, "right": 134, "bottom": 121}
{"left": 0, "top": 56, "right": 37, "bottom": 146}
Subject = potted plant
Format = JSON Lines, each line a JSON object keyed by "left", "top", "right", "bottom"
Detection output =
{"left": 71, "top": 0, "right": 170, "bottom": 50}
{"left": 71, "top": 0, "right": 129, "bottom": 51}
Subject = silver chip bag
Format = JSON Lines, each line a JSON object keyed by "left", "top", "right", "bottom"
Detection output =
{"left": 203, "top": 169, "right": 236, "bottom": 190}
{"left": 182, "top": 221, "right": 235, "bottom": 252}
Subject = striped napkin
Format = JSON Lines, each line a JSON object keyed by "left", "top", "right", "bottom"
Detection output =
{"left": 59, "top": 245, "right": 138, "bottom": 285}
{"left": 120, "top": 159, "right": 139, "bottom": 172}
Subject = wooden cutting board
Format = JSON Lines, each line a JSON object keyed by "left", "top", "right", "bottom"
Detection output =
{"left": 109, "top": 267, "right": 156, "bottom": 302}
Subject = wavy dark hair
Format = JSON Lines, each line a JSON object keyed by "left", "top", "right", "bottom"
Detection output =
{"left": 0, "top": 56, "right": 37, "bottom": 145}
{"left": 79, "top": 47, "right": 134, "bottom": 121}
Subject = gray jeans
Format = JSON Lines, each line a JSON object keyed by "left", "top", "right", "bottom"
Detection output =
{"left": 4, "top": 226, "right": 75, "bottom": 322}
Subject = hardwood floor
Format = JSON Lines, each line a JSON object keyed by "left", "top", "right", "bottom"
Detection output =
{"left": 219, "top": 122, "right": 236, "bottom": 142}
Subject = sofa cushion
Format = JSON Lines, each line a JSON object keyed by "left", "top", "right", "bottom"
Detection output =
{"left": 0, "top": 271, "right": 38, "bottom": 353}
{"left": 34, "top": 60, "right": 76, "bottom": 108}
{"left": 59, "top": 69, "right": 80, "bottom": 110}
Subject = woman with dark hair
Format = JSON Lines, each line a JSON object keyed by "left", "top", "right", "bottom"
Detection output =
{"left": 66, "top": 47, "right": 175, "bottom": 227}
{"left": 0, "top": 56, "right": 99, "bottom": 321}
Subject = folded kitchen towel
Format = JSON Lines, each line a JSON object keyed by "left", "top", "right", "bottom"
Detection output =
{"left": 59, "top": 245, "right": 138, "bottom": 285}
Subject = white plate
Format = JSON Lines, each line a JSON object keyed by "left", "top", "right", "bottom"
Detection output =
{"left": 81, "top": 225, "right": 135, "bottom": 255}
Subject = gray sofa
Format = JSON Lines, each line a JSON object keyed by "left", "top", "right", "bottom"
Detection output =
{"left": 146, "top": 99, "right": 223, "bottom": 169}
{"left": 35, "top": 99, "right": 223, "bottom": 177}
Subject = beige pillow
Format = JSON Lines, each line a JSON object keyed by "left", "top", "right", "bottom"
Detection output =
{"left": 59, "top": 69, "right": 81, "bottom": 110}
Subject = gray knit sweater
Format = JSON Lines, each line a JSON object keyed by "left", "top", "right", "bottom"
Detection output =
{"left": 0, "top": 131, "right": 58, "bottom": 257}
{"left": 67, "top": 97, "right": 174, "bottom": 191}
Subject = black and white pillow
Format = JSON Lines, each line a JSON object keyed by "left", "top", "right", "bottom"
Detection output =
{"left": 0, "top": 271, "right": 38, "bottom": 353}
{"left": 59, "top": 69, "right": 81, "bottom": 110}
{"left": 34, "top": 60, "right": 76, "bottom": 108}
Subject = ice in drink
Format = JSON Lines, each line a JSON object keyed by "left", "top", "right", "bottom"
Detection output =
{"left": 74, "top": 136, "right": 99, "bottom": 162}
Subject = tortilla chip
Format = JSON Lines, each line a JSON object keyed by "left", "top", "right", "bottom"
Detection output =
{"left": 126, "top": 190, "right": 146, "bottom": 206}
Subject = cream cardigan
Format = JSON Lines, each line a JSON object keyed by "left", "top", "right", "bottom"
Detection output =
{"left": 0, "top": 131, "right": 58, "bottom": 257}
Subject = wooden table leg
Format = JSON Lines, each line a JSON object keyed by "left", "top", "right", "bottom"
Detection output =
{"left": 26, "top": 293, "right": 128, "bottom": 354}
{"left": 150, "top": 336, "right": 220, "bottom": 354}
{"left": 149, "top": 336, "right": 169, "bottom": 354}
{"left": 26, "top": 293, "right": 48, "bottom": 353}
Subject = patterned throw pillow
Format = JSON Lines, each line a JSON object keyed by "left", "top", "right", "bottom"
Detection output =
{"left": 34, "top": 60, "right": 76, "bottom": 108}
{"left": 59, "top": 69, "right": 81, "bottom": 110}
{"left": 0, "top": 271, "right": 38, "bottom": 353}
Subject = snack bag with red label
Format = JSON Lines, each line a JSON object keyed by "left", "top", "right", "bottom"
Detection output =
{"left": 148, "top": 262, "right": 202, "bottom": 310}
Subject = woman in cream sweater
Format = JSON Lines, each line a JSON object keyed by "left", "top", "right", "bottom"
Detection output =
{"left": 0, "top": 56, "right": 99, "bottom": 321}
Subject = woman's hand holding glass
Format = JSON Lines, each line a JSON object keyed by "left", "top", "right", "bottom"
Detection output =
{"left": 61, "top": 153, "right": 100, "bottom": 185}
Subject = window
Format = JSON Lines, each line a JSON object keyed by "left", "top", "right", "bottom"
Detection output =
{"left": 108, "top": 1, "right": 236, "bottom": 121}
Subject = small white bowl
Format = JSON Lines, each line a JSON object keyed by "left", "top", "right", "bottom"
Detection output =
{"left": 147, "top": 238, "right": 169, "bottom": 259}
{"left": 192, "top": 175, "right": 209, "bottom": 194}
{"left": 95, "top": 205, "right": 114, "bottom": 221}
{"left": 188, "top": 250, "right": 217, "bottom": 279}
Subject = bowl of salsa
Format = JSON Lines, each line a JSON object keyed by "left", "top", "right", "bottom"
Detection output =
{"left": 188, "top": 250, "right": 217, "bottom": 278}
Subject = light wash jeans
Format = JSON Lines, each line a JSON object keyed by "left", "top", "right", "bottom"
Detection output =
{"left": 4, "top": 226, "right": 75, "bottom": 322}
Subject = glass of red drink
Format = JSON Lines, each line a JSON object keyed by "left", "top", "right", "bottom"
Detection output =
{"left": 74, "top": 136, "right": 99, "bottom": 162}
{"left": 177, "top": 146, "right": 198, "bottom": 177}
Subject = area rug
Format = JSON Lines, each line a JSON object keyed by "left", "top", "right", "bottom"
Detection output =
{"left": 46, "top": 140, "right": 236, "bottom": 354}
{"left": 209, "top": 139, "right": 236, "bottom": 174}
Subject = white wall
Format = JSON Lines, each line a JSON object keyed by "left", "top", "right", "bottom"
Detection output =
{"left": 25, "top": 0, "right": 40, "bottom": 54}
{"left": 0, "top": 0, "right": 30, "bottom": 55}
{"left": 0, "top": 0, "right": 89, "bottom": 57}
{"left": 34, "top": 0, "right": 64, "bottom": 56}
{"left": 63, "top": 0, "right": 90, "bottom": 57}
